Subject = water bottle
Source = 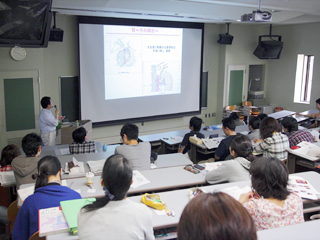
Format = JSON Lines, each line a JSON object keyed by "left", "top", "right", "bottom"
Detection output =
{"left": 103, "top": 143, "right": 107, "bottom": 152}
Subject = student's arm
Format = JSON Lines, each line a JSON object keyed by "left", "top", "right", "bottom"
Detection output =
{"left": 214, "top": 141, "right": 227, "bottom": 160}
{"left": 205, "top": 163, "right": 229, "bottom": 184}
{"left": 178, "top": 134, "right": 189, "bottom": 153}
{"left": 253, "top": 139, "right": 269, "bottom": 152}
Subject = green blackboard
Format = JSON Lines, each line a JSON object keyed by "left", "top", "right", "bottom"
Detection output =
{"left": 4, "top": 78, "right": 35, "bottom": 131}
{"left": 60, "top": 76, "right": 79, "bottom": 122}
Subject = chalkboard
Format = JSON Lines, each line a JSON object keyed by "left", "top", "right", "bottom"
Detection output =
{"left": 4, "top": 78, "right": 35, "bottom": 131}
{"left": 60, "top": 76, "right": 79, "bottom": 122}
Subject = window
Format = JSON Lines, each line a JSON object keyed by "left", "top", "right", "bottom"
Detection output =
{"left": 294, "top": 54, "right": 315, "bottom": 104}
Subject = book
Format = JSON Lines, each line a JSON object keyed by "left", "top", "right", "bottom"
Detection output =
{"left": 0, "top": 171, "right": 16, "bottom": 186}
{"left": 39, "top": 206, "right": 69, "bottom": 237}
{"left": 87, "top": 159, "right": 106, "bottom": 174}
{"left": 60, "top": 198, "right": 96, "bottom": 234}
{"left": 17, "top": 185, "right": 35, "bottom": 203}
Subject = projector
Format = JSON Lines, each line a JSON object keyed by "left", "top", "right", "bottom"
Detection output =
{"left": 241, "top": 11, "right": 272, "bottom": 22}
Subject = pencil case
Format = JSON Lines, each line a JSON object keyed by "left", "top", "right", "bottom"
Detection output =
{"left": 189, "top": 187, "right": 204, "bottom": 200}
{"left": 141, "top": 193, "right": 166, "bottom": 210}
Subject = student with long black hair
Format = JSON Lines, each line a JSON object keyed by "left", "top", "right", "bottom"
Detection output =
{"left": 12, "top": 156, "right": 81, "bottom": 240}
{"left": 205, "top": 135, "right": 256, "bottom": 184}
{"left": 78, "top": 154, "right": 154, "bottom": 240}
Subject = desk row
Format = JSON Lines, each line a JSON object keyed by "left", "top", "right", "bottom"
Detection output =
{"left": 46, "top": 171, "right": 320, "bottom": 240}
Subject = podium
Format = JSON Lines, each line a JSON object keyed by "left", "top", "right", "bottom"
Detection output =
{"left": 56, "top": 120, "right": 92, "bottom": 145}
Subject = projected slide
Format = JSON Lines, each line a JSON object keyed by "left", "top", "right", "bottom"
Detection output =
{"left": 103, "top": 25, "right": 182, "bottom": 100}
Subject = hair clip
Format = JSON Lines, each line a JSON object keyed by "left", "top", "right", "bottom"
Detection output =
{"left": 105, "top": 189, "right": 115, "bottom": 200}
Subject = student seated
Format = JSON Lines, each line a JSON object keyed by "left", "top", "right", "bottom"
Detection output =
{"left": 78, "top": 154, "right": 154, "bottom": 240}
{"left": 177, "top": 192, "right": 257, "bottom": 240}
{"left": 281, "top": 117, "right": 315, "bottom": 147}
{"left": 12, "top": 156, "right": 81, "bottom": 240}
{"left": 239, "top": 157, "right": 304, "bottom": 230}
{"left": 69, "top": 127, "right": 96, "bottom": 154}
{"left": 206, "top": 135, "right": 255, "bottom": 184}
{"left": 296, "top": 98, "right": 320, "bottom": 128}
{"left": 257, "top": 113, "right": 268, "bottom": 122}
{"left": 253, "top": 117, "right": 289, "bottom": 161}
{"left": 11, "top": 133, "right": 42, "bottom": 189}
{"left": 115, "top": 123, "right": 151, "bottom": 171}
{"left": 178, "top": 116, "right": 204, "bottom": 156}
{"left": 215, "top": 118, "right": 239, "bottom": 161}
{"left": 247, "top": 116, "right": 261, "bottom": 141}
{"left": 0, "top": 144, "right": 21, "bottom": 172}
{"left": 229, "top": 112, "right": 245, "bottom": 126}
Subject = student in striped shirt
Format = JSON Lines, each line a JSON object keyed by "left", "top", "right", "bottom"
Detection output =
{"left": 253, "top": 117, "right": 289, "bottom": 161}
{"left": 281, "top": 117, "right": 315, "bottom": 147}
{"left": 69, "top": 127, "right": 96, "bottom": 154}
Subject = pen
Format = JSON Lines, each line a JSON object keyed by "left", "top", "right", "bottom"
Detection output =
{"left": 69, "top": 181, "right": 74, "bottom": 188}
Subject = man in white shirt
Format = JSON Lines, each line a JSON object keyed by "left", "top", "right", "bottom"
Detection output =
{"left": 39, "top": 96, "right": 65, "bottom": 146}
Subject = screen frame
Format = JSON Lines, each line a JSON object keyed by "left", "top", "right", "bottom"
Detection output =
{"left": 77, "top": 16, "right": 204, "bottom": 127}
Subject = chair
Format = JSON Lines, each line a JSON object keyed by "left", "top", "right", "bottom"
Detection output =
{"left": 29, "top": 231, "right": 45, "bottom": 240}
{"left": 242, "top": 101, "right": 261, "bottom": 116}
{"left": 5, "top": 200, "right": 19, "bottom": 239}
{"left": 225, "top": 105, "right": 245, "bottom": 121}
{"left": 225, "top": 105, "right": 235, "bottom": 111}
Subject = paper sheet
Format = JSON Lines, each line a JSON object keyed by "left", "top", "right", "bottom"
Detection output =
{"left": 150, "top": 163, "right": 157, "bottom": 169}
{"left": 130, "top": 170, "right": 150, "bottom": 189}
{"left": 202, "top": 137, "right": 225, "bottom": 149}
{"left": 60, "top": 148, "right": 70, "bottom": 155}
{"left": 240, "top": 131, "right": 249, "bottom": 135}
{"left": 169, "top": 136, "right": 183, "bottom": 144}
{"left": 0, "top": 171, "right": 16, "bottom": 185}
{"left": 18, "top": 185, "right": 35, "bottom": 202}
{"left": 87, "top": 159, "right": 106, "bottom": 174}
{"left": 290, "top": 141, "right": 320, "bottom": 159}
{"left": 64, "top": 158, "right": 85, "bottom": 174}
{"left": 219, "top": 186, "right": 251, "bottom": 201}
{"left": 288, "top": 176, "right": 318, "bottom": 200}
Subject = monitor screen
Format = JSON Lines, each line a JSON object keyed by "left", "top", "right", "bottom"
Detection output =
{"left": 0, "top": 0, "right": 52, "bottom": 47}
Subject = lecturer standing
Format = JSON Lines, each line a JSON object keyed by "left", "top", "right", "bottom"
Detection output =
{"left": 39, "top": 96, "right": 65, "bottom": 146}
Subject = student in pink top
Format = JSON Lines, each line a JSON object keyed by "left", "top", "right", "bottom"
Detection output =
{"left": 239, "top": 157, "right": 304, "bottom": 230}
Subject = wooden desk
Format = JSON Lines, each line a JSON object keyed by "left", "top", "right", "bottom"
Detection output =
{"left": 268, "top": 110, "right": 296, "bottom": 120}
{"left": 286, "top": 142, "right": 320, "bottom": 173}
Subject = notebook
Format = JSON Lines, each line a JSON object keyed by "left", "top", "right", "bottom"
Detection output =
{"left": 60, "top": 198, "right": 96, "bottom": 235}
{"left": 38, "top": 206, "right": 69, "bottom": 237}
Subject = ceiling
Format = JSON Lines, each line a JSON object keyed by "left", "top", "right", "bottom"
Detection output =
{"left": 52, "top": 0, "right": 320, "bottom": 24}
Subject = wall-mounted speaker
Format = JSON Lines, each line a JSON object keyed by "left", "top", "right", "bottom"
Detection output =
{"left": 217, "top": 34, "right": 234, "bottom": 45}
{"left": 49, "top": 28, "right": 64, "bottom": 42}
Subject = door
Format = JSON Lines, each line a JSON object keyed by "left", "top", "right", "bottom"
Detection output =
{"left": 224, "top": 65, "right": 247, "bottom": 106}
{"left": 0, "top": 71, "right": 40, "bottom": 149}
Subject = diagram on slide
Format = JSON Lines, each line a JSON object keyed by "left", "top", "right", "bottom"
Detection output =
{"left": 111, "top": 39, "right": 136, "bottom": 67}
{"left": 151, "top": 62, "right": 173, "bottom": 92}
